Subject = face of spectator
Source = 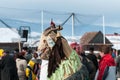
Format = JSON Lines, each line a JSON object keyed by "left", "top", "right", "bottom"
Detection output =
{"left": 33, "top": 53, "right": 38, "bottom": 59}
{"left": 75, "top": 46, "right": 80, "bottom": 54}
{"left": 99, "top": 51, "right": 104, "bottom": 58}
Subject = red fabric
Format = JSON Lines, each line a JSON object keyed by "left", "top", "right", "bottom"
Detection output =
{"left": 97, "top": 54, "right": 116, "bottom": 80}
{"left": 70, "top": 42, "right": 78, "bottom": 49}
{"left": 50, "top": 20, "right": 55, "bottom": 27}
{"left": 70, "top": 42, "right": 82, "bottom": 54}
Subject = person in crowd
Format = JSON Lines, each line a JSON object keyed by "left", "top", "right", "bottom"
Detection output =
{"left": 110, "top": 48, "right": 117, "bottom": 58}
{"left": 0, "top": 49, "right": 4, "bottom": 80}
{"left": 95, "top": 46, "right": 116, "bottom": 80}
{"left": 13, "top": 48, "right": 20, "bottom": 59}
{"left": 115, "top": 52, "right": 120, "bottom": 78}
{"left": 76, "top": 46, "right": 96, "bottom": 80}
{"left": 31, "top": 52, "right": 41, "bottom": 80}
{"left": 0, "top": 49, "right": 19, "bottom": 80}
{"left": 16, "top": 52, "right": 27, "bottom": 80}
{"left": 87, "top": 47, "right": 98, "bottom": 71}
{"left": 31, "top": 52, "right": 38, "bottom": 63}
{"left": 26, "top": 60, "right": 40, "bottom": 80}
{"left": 22, "top": 47, "right": 32, "bottom": 63}
{"left": 79, "top": 50, "right": 96, "bottom": 80}
{"left": 70, "top": 42, "right": 96, "bottom": 80}
{"left": 0, "top": 60, "right": 1, "bottom": 80}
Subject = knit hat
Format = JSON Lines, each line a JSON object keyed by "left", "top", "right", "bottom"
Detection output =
{"left": 0, "top": 49, "right": 4, "bottom": 57}
{"left": 70, "top": 42, "right": 78, "bottom": 49}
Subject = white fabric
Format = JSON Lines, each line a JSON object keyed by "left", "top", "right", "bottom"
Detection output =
{"left": 40, "top": 60, "right": 48, "bottom": 80}
{"left": 16, "top": 58, "right": 27, "bottom": 74}
{"left": 94, "top": 66, "right": 116, "bottom": 80}
{"left": 46, "top": 36, "right": 55, "bottom": 48}
{"left": 16, "top": 58, "right": 27, "bottom": 80}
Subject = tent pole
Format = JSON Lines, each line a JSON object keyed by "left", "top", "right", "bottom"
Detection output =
{"left": 41, "top": 10, "right": 44, "bottom": 33}
{"left": 72, "top": 13, "right": 75, "bottom": 37}
{"left": 103, "top": 15, "right": 105, "bottom": 44}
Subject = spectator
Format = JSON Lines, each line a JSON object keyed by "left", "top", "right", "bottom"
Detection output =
{"left": 87, "top": 47, "right": 98, "bottom": 71}
{"left": 77, "top": 47, "right": 96, "bottom": 80}
{"left": 111, "top": 48, "right": 117, "bottom": 58}
{"left": 95, "top": 46, "right": 116, "bottom": 80}
{"left": 22, "top": 47, "right": 32, "bottom": 63}
{"left": 16, "top": 52, "right": 27, "bottom": 80}
{"left": 0, "top": 49, "right": 4, "bottom": 80}
{"left": 31, "top": 52, "right": 38, "bottom": 63}
{"left": 0, "top": 49, "right": 19, "bottom": 80}
{"left": 115, "top": 52, "right": 120, "bottom": 79}
{"left": 70, "top": 42, "right": 96, "bottom": 80}
{"left": 31, "top": 52, "right": 41, "bottom": 80}
{"left": 26, "top": 60, "right": 39, "bottom": 80}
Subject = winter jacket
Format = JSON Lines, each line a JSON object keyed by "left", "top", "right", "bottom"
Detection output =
{"left": 16, "top": 57, "right": 27, "bottom": 80}
{"left": 26, "top": 60, "right": 37, "bottom": 80}
{"left": 87, "top": 53, "right": 98, "bottom": 70}
{"left": 1, "top": 54, "right": 19, "bottom": 80}
{"left": 97, "top": 54, "right": 116, "bottom": 80}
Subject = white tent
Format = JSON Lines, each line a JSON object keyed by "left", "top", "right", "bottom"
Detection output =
{"left": 0, "top": 28, "right": 20, "bottom": 42}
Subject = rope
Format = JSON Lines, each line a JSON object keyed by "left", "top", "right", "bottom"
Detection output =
{"left": 0, "top": 19, "right": 18, "bottom": 33}
{"left": 60, "top": 13, "right": 73, "bottom": 26}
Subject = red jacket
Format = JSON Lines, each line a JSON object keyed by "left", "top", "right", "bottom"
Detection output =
{"left": 97, "top": 54, "right": 116, "bottom": 80}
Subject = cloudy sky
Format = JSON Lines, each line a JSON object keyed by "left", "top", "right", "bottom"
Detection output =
{"left": 0, "top": 0, "right": 120, "bottom": 47}
{"left": 0, "top": 0, "right": 120, "bottom": 27}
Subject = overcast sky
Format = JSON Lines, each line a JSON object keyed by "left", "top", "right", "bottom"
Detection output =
{"left": 0, "top": 0, "right": 120, "bottom": 27}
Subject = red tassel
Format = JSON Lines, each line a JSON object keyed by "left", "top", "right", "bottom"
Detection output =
{"left": 50, "top": 19, "right": 55, "bottom": 27}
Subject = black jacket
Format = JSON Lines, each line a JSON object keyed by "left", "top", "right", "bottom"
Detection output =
{"left": 0, "top": 55, "right": 19, "bottom": 80}
{"left": 87, "top": 53, "right": 98, "bottom": 70}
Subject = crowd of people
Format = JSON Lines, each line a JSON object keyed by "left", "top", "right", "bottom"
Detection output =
{"left": 70, "top": 42, "right": 119, "bottom": 80}
{"left": 0, "top": 43, "right": 120, "bottom": 80}
{"left": 0, "top": 47, "right": 41, "bottom": 80}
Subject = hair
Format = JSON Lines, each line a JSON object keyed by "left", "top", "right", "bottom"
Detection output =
{"left": 48, "top": 36, "right": 66, "bottom": 78}
{"left": 22, "top": 47, "right": 28, "bottom": 51}
{"left": 99, "top": 46, "right": 110, "bottom": 54}
{"left": 33, "top": 52, "right": 38, "bottom": 58}
{"left": 16, "top": 52, "right": 26, "bottom": 59}
{"left": 14, "top": 48, "right": 19, "bottom": 53}
{"left": 20, "top": 52, "right": 26, "bottom": 56}
{"left": 89, "top": 47, "right": 94, "bottom": 52}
